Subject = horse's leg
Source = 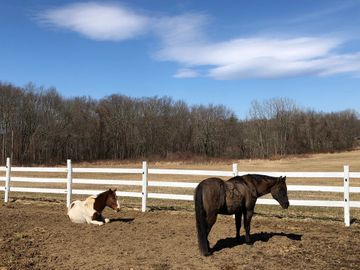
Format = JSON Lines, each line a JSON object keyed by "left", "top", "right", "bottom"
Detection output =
{"left": 85, "top": 216, "right": 105, "bottom": 226}
{"left": 206, "top": 211, "right": 218, "bottom": 252}
{"left": 87, "top": 212, "right": 106, "bottom": 226}
{"left": 90, "top": 220, "right": 105, "bottom": 226}
{"left": 243, "top": 209, "right": 254, "bottom": 244}
{"left": 99, "top": 214, "right": 110, "bottom": 223}
{"left": 235, "top": 212, "right": 242, "bottom": 242}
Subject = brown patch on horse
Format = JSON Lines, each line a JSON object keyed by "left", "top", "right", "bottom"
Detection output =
{"left": 93, "top": 191, "right": 108, "bottom": 212}
{"left": 93, "top": 188, "right": 119, "bottom": 212}
{"left": 92, "top": 211, "right": 104, "bottom": 222}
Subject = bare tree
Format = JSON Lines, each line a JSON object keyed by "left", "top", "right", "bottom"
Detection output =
{"left": 1, "top": 82, "right": 359, "bottom": 164}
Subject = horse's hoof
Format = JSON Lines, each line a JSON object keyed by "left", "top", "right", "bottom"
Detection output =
{"left": 245, "top": 236, "right": 253, "bottom": 245}
{"left": 105, "top": 218, "right": 110, "bottom": 223}
{"left": 203, "top": 251, "right": 212, "bottom": 257}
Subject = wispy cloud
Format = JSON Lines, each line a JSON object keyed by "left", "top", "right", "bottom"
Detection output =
{"left": 173, "top": 68, "right": 200, "bottom": 78}
{"left": 37, "top": 2, "right": 360, "bottom": 79}
{"left": 153, "top": 14, "right": 360, "bottom": 79}
{"left": 38, "top": 2, "right": 149, "bottom": 41}
{"left": 288, "top": 1, "right": 359, "bottom": 24}
{"left": 156, "top": 36, "right": 341, "bottom": 66}
{"left": 153, "top": 13, "right": 208, "bottom": 47}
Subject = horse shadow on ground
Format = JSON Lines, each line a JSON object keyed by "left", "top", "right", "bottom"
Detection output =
{"left": 211, "top": 232, "right": 302, "bottom": 254}
{"left": 109, "top": 217, "right": 135, "bottom": 223}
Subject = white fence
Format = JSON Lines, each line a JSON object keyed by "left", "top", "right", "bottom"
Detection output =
{"left": 1, "top": 157, "right": 360, "bottom": 227}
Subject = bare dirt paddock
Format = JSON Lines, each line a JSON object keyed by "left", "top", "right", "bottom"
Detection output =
{"left": 1, "top": 201, "right": 360, "bottom": 270}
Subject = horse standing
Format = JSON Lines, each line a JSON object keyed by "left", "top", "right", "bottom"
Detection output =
{"left": 68, "top": 188, "right": 120, "bottom": 225}
{"left": 194, "top": 174, "right": 289, "bottom": 256}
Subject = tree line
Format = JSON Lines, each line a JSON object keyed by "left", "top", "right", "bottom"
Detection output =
{"left": 1, "top": 82, "right": 359, "bottom": 164}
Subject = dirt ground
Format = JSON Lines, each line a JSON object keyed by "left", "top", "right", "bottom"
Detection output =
{"left": 1, "top": 200, "right": 360, "bottom": 270}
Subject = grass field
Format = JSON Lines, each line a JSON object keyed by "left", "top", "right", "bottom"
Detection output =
{"left": 1, "top": 149, "right": 360, "bottom": 224}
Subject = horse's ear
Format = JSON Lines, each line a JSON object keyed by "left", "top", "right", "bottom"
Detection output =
{"left": 113, "top": 188, "right": 117, "bottom": 192}
{"left": 281, "top": 176, "right": 287, "bottom": 182}
{"left": 108, "top": 188, "right": 112, "bottom": 192}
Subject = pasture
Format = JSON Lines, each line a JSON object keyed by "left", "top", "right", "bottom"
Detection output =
{"left": 1, "top": 202, "right": 360, "bottom": 270}
{"left": 1, "top": 150, "right": 360, "bottom": 269}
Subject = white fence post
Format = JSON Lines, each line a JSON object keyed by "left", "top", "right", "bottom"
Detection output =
{"left": 141, "top": 161, "right": 148, "bottom": 212}
{"left": 66, "top": 159, "right": 73, "bottom": 208}
{"left": 232, "top": 163, "right": 238, "bottom": 177}
{"left": 4, "top": 157, "right": 11, "bottom": 203}
{"left": 344, "top": 165, "right": 350, "bottom": 227}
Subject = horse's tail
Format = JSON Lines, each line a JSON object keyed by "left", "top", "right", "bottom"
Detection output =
{"left": 194, "top": 183, "right": 210, "bottom": 256}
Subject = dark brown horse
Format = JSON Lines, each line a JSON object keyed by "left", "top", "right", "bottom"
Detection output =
{"left": 194, "top": 174, "right": 289, "bottom": 256}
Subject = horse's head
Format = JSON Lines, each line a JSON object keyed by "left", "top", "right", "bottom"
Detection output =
{"left": 106, "top": 188, "right": 121, "bottom": 212}
{"left": 270, "top": 176, "right": 289, "bottom": 209}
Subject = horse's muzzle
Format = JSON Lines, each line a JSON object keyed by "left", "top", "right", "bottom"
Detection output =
{"left": 282, "top": 201, "right": 290, "bottom": 209}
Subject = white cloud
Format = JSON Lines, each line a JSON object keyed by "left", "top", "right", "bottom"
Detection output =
{"left": 38, "top": 2, "right": 149, "bottom": 41}
{"left": 37, "top": 4, "right": 360, "bottom": 79}
{"left": 153, "top": 14, "right": 360, "bottom": 79}
{"left": 157, "top": 36, "right": 342, "bottom": 66}
{"left": 173, "top": 68, "right": 199, "bottom": 78}
{"left": 206, "top": 43, "right": 360, "bottom": 79}
{"left": 153, "top": 13, "right": 208, "bottom": 47}
{"left": 316, "top": 53, "right": 360, "bottom": 77}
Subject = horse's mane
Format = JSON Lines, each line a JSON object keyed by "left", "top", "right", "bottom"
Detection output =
{"left": 247, "top": 174, "right": 279, "bottom": 182}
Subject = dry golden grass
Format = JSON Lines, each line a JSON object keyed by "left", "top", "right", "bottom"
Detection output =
{"left": 71, "top": 149, "right": 360, "bottom": 170}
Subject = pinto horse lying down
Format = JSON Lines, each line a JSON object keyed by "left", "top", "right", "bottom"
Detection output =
{"left": 68, "top": 188, "right": 120, "bottom": 225}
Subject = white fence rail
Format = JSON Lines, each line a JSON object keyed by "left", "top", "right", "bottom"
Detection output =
{"left": 1, "top": 157, "right": 360, "bottom": 226}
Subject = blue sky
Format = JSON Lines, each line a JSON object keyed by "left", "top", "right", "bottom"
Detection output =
{"left": 1, "top": 0, "right": 360, "bottom": 118}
